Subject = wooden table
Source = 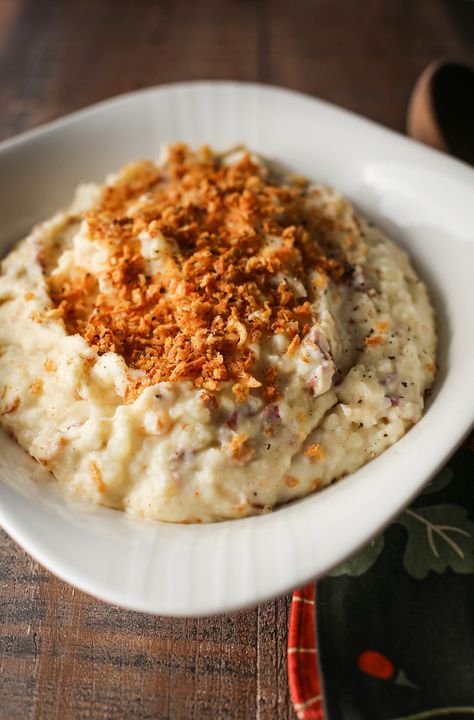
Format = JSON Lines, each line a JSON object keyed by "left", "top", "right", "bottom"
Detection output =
{"left": 0, "top": 2, "right": 472, "bottom": 718}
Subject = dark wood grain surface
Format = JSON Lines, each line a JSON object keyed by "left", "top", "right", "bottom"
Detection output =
{"left": 0, "top": 2, "right": 472, "bottom": 719}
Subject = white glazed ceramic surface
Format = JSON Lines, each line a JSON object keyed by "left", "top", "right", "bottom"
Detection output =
{"left": 0, "top": 82, "right": 473, "bottom": 616}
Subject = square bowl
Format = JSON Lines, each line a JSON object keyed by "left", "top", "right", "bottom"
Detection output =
{"left": 0, "top": 81, "right": 473, "bottom": 615}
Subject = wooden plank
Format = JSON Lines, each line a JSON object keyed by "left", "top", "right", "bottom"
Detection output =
{"left": 0, "top": 529, "right": 292, "bottom": 720}
{"left": 0, "top": 0, "right": 259, "bottom": 140}
{"left": 263, "top": 0, "right": 474, "bottom": 132}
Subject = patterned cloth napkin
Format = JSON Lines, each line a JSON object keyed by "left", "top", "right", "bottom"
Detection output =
{"left": 288, "top": 433, "right": 474, "bottom": 720}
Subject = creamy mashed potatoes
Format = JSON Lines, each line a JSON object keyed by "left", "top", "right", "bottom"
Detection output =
{"left": 0, "top": 145, "right": 436, "bottom": 522}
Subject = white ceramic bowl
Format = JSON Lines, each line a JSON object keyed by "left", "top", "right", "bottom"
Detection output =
{"left": 0, "top": 82, "right": 473, "bottom": 616}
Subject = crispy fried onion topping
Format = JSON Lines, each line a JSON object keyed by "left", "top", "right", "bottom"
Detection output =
{"left": 47, "top": 145, "right": 345, "bottom": 400}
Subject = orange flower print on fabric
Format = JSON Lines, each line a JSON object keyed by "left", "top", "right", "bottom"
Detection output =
{"left": 357, "top": 650, "right": 394, "bottom": 680}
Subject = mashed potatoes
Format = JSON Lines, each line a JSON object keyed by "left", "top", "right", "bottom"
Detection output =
{"left": 0, "top": 145, "right": 436, "bottom": 522}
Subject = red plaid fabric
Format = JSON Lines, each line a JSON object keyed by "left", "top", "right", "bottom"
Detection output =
{"left": 288, "top": 584, "right": 325, "bottom": 719}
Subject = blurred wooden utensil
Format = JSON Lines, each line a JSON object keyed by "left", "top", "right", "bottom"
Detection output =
{"left": 407, "top": 59, "right": 474, "bottom": 165}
